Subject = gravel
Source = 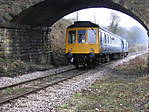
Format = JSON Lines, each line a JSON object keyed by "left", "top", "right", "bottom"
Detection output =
{"left": 0, "top": 65, "right": 75, "bottom": 88}
{"left": 0, "top": 51, "right": 148, "bottom": 112}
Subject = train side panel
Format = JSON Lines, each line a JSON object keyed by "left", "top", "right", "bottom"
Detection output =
{"left": 99, "top": 30, "right": 123, "bottom": 54}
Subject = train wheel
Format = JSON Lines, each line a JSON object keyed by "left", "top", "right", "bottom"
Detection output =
{"left": 104, "top": 55, "right": 110, "bottom": 63}
{"left": 107, "top": 55, "right": 110, "bottom": 62}
{"left": 75, "top": 61, "right": 80, "bottom": 68}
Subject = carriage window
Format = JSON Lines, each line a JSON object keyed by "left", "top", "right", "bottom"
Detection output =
{"left": 109, "top": 36, "right": 112, "bottom": 44}
{"left": 102, "top": 33, "right": 105, "bottom": 42}
{"left": 111, "top": 36, "right": 114, "bottom": 44}
{"left": 107, "top": 35, "right": 110, "bottom": 44}
{"left": 68, "top": 30, "right": 76, "bottom": 43}
{"left": 88, "top": 29, "right": 96, "bottom": 43}
{"left": 104, "top": 34, "right": 107, "bottom": 43}
{"left": 100, "top": 32, "right": 103, "bottom": 42}
{"left": 78, "top": 30, "right": 86, "bottom": 43}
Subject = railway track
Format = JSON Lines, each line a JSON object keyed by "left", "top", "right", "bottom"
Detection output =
{"left": 0, "top": 59, "right": 116, "bottom": 105}
{"left": 0, "top": 51, "right": 147, "bottom": 105}
{"left": 0, "top": 67, "right": 76, "bottom": 90}
{"left": 0, "top": 67, "right": 77, "bottom": 105}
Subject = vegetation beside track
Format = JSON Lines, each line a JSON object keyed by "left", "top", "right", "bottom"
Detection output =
{"left": 57, "top": 54, "right": 149, "bottom": 112}
{"left": 0, "top": 58, "right": 54, "bottom": 77}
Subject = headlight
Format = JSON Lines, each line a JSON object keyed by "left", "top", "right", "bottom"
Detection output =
{"left": 68, "top": 48, "right": 72, "bottom": 52}
{"left": 90, "top": 48, "right": 94, "bottom": 52}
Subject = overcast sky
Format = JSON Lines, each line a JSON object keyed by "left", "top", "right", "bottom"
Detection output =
{"left": 64, "top": 8, "right": 147, "bottom": 34}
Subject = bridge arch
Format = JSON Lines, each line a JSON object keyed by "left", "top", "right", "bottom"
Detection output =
{"left": 11, "top": 0, "right": 149, "bottom": 32}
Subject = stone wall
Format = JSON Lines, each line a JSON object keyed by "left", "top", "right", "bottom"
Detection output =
{"left": 0, "top": 24, "right": 52, "bottom": 64}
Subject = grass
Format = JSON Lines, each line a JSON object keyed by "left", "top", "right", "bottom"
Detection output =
{"left": 57, "top": 54, "right": 149, "bottom": 112}
{"left": 58, "top": 75, "right": 149, "bottom": 112}
{"left": 74, "top": 93, "right": 82, "bottom": 97}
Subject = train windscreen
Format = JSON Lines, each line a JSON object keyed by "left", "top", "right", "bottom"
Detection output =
{"left": 88, "top": 29, "right": 96, "bottom": 43}
{"left": 68, "top": 30, "right": 76, "bottom": 43}
{"left": 78, "top": 30, "right": 87, "bottom": 43}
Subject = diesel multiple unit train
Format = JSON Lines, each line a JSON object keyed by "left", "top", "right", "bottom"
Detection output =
{"left": 65, "top": 21, "right": 128, "bottom": 67}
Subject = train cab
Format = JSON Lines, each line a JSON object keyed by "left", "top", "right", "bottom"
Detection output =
{"left": 65, "top": 21, "right": 100, "bottom": 65}
{"left": 66, "top": 21, "right": 100, "bottom": 54}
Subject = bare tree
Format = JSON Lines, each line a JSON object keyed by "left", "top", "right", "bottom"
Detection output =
{"left": 108, "top": 12, "right": 121, "bottom": 34}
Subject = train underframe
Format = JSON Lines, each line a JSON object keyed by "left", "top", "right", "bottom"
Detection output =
{"left": 66, "top": 52, "right": 128, "bottom": 68}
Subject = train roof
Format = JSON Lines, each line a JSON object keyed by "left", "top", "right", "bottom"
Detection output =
{"left": 67, "top": 21, "right": 99, "bottom": 28}
{"left": 99, "top": 26, "right": 125, "bottom": 40}
{"left": 67, "top": 21, "right": 127, "bottom": 42}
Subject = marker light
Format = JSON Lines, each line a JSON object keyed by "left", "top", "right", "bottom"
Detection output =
{"left": 90, "top": 48, "right": 94, "bottom": 52}
{"left": 68, "top": 48, "right": 72, "bottom": 52}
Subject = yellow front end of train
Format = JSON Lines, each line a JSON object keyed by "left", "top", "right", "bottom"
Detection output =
{"left": 65, "top": 27, "right": 100, "bottom": 54}
{"left": 65, "top": 21, "right": 101, "bottom": 67}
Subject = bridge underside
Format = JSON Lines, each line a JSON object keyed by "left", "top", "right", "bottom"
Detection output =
{"left": 11, "top": 0, "right": 149, "bottom": 31}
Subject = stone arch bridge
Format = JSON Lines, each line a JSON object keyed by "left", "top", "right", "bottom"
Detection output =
{"left": 0, "top": 0, "right": 148, "bottom": 64}
{"left": 0, "top": 0, "right": 149, "bottom": 32}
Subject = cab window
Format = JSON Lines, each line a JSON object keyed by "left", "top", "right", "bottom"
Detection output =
{"left": 68, "top": 30, "right": 76, "bottom": 43}
{"left": 88, "top": 29, "right": 96, "bottom": 43}
{"left": 78, "top": 30, "right": 86, "bottom": 43}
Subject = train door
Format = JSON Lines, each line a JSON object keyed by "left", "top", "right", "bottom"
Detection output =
{"left": 122, "top": 40, "right": 124, "bottom": 52}
{"left": 99, "top": 31, "right": 103, "bottom": 53}
{"left": 103, "top": 33, "right": 107, "bottom": 53}
{"left": 100, "top": 31, "right": 106, "bottom": 53}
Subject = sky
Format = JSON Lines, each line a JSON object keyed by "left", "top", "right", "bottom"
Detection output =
{"left": 64, "top": 8, "right": 148, "bottom": 34}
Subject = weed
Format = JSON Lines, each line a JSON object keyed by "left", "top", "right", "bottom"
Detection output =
{"left": 74, "top": 93, "right": 82, "bottom": 97}
{"left": 6, "top": 88, "right": 13, "bottom": 94}
{"left": 60, "top": 104, "right": 69, "bottom": 109}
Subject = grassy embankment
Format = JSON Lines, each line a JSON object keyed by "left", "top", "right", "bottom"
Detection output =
{"left": 58, "top": 54, "right": 149, "bottom": 112}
